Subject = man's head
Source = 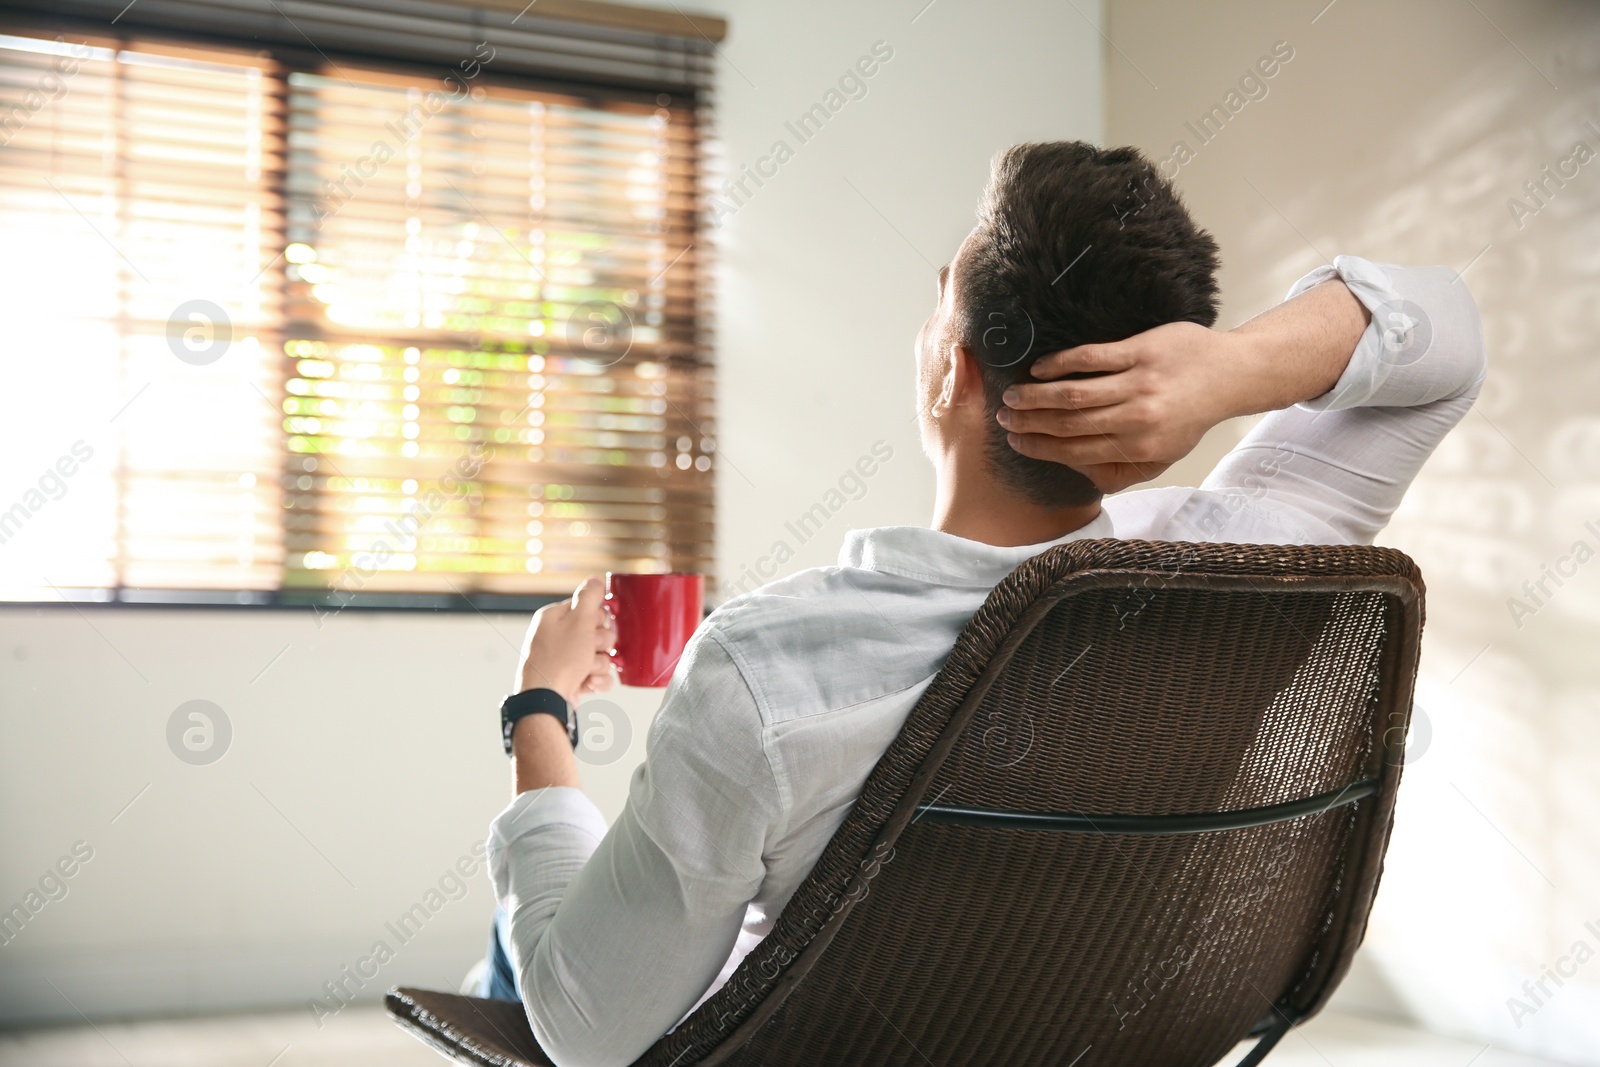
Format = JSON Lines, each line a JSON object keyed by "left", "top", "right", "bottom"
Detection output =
{"left": 916, "top": 141, "right": 1221, "bottom": 507}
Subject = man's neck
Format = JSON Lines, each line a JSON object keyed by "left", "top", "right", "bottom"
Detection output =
{"left": 930, "top": 451, "right": 1103, "bottom": 548}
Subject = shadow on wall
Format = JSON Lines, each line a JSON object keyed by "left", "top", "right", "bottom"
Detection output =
{"left": 1237, "top": 10, "right": 1600, "bottom": 1063}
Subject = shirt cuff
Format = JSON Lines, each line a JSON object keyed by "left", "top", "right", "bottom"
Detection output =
{"left": 1287, "top": 255, "right": 1408, "bottom": 412}
{"left": 487, "top": 785, "right": 609, "bottom": 901}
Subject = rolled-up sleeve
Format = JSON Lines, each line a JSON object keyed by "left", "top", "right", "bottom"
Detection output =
{"left": 487, "top": 626, "right": 781, "bottom": 1067}
{"left": 1201, "top": 256, "right": 1488, "bottom": 544}
{"left": 1294, "top": 255, "right": 1487, "bottom": 411}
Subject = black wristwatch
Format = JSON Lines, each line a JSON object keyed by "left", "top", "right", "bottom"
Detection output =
{"left": 500, "top": 688, "right": 577, "bottom": 755}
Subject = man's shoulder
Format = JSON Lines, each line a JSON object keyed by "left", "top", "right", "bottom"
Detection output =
{"left": 701, "top": 564, "right": 887, "bottom": 659}
{"left": 1106, "top": 484, "right": 1352, "bottom": 545}
{"left": 695, "top": 565, "right": 971, "bottom": 726}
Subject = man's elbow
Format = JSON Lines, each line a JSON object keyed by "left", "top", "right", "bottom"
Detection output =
{"left": 526, "top": 1006, "right": 607, "bottom": 1067}
{"left": 523, "top": 982, "right": 655, "bottom": 1067}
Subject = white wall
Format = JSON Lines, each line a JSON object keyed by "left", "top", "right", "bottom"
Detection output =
{"left": 704, "top": 0, "right": 1103, "bottom": 586}
{"left": 1105, "top": 0, "right": 1600, "bottom": 1061}
{"left": 0, "top": 0, "right": 1105, "bottom": 1027}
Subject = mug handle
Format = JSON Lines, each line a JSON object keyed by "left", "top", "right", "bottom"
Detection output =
{"left": 604, "top": 595, "right": 625, "bottom": 677}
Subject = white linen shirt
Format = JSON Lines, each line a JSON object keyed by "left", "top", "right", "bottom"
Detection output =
{"left": 487, "top": 257, "right": 1487, "bottom": 1067}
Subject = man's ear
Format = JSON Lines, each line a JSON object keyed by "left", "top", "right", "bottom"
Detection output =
{"left": 929, "top": 343, "right": 959, "bottom": 418}
{"left": 948, "top": 344, "right": 988, "bottom": 410}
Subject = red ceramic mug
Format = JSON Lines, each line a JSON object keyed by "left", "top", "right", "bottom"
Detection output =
{"left": 605, "top": 572, "right": 704, "bottom": 687}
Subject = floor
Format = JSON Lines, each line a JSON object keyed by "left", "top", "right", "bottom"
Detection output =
{"left": 0, "top": 1007, "right": 1572, "bottom": 1067}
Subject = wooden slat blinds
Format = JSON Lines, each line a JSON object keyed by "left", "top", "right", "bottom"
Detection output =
{"left": 0, "top": 10, "right": 713, "bottom": 607}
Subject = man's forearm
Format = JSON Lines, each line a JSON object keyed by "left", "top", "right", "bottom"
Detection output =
{"left": 512, "top": 712, "right": 581, "bottom": 795}
{"left": 1197, "top": 258, "right": 1486, "bottom": 545}
{"left": 1224, "top": 278, "right": 1372, "bottom": 418}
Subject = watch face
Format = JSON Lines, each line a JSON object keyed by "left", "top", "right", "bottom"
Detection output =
{"left": 502, "top": 695, "right": 521, "bottom": 755}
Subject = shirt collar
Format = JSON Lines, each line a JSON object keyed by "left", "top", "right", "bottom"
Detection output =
{"left": 836, "top": 510, "right": 1116, "bottom": 589}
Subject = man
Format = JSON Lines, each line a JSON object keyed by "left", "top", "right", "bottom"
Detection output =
{"left": 485, "top": 141, "right": 1485, "bottom": 1067}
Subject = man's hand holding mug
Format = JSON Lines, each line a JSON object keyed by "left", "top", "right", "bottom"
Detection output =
{"left": 508, "top": 572, "right": 704, "bottom": 796}
{"left": 516, "top": 577, "right": 617, "bottom": 705}
{"left": 515, "top": 572, "right": 705, "bottom": 699}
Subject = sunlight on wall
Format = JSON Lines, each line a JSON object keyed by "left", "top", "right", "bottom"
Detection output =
{"left": 1346, "top": 23, "right": 1600, "bottom": 1061}
{"left": 1109, "top": 0, "right": 1600, "bottom": 1060}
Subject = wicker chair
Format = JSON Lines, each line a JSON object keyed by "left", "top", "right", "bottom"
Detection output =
{"left": 389, "top": 539, "right": 1425, "bottom": 1067}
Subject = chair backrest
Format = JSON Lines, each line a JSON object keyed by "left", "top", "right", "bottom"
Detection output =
{"left": 633, "top": 539, "right": 1424, "bottom": 1067}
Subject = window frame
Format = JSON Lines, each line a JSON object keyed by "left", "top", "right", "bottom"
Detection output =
{"left": 0, "top": 7, "right": 716, "bottom": 614}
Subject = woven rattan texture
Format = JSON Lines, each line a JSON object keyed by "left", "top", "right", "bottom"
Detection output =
{"left": 930, "top": 584, "right": 1385, "bottom": 815}
{"left": 636, "top": 539, "right": 1422, "bottom": 1067}
{"left": 731, "top": 814, "right": 1356, "bottom": 1065}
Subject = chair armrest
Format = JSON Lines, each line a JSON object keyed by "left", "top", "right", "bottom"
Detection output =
{"left": 385, "top": 986, "right": 552, "bottom": 1067}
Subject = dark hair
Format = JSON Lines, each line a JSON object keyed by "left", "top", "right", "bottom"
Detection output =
{"left": 955, "top": 141, "right": 1221, "bottom": 507}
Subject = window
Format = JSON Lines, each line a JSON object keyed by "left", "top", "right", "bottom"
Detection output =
{"left": 0, "top": 2, "right": 715, "bottom": 608}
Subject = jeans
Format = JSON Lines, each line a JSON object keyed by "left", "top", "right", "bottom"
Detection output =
{"left": 480, "top": 903, "right": 522, "bottom": 1002}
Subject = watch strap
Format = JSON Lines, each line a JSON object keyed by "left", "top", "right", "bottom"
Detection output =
{"left": 501, "top": 688, "right": 576, "bottom": 755}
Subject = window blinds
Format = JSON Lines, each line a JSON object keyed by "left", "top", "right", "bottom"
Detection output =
{"left": 0, "top": 4, "right": 714, "bottom": 607}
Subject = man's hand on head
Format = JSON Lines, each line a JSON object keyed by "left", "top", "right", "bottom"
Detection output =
{"left": 997, "top": 321, "right": 1255, "bottom": 495}
{"left": 517, "top": 576, "right": 616, "bottom": 705}
{"left": 995, "top": 280, "right": 1366, "bottom": 495}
